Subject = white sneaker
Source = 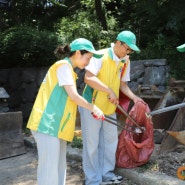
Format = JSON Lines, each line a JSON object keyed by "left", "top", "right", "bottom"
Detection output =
{"left": 101, "top": 176, "right": 123, "bottom": 184}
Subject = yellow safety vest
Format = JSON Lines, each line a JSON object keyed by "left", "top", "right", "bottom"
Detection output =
{"left": 27, "top": 59, "right": 77, "bottom": 142}
{"left": 83, "top": 48, "right": 129, "bottom": 115}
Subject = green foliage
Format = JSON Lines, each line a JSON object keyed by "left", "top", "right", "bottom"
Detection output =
{"left": 55, "top": 11, "right": 102, "bottom": 47}
{"left": 168, "top": 54, "right": 185, "bottom": 80}
{"left": 55, "top": 6, "right": 119, "bottom": 49}
{"left": 0, "top": 0, "right": 67, "bottom": 32}
{"left": 23, "top": 128, "right": 31, "bottom": 136}
{"left": 0, "top": 26, "right": 62, "bottom": 67}
{"left": 71, "top": 136, "right": 83, "bottom": 149}
{"left": 1, "top": 0, "right": 185, "bottom": 79}
{"left": 81, "top": 0, "right": 94, "bottom": 8}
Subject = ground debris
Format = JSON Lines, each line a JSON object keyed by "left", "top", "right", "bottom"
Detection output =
{"left": 148, "top": 148, "right": 185, "bottom": 177}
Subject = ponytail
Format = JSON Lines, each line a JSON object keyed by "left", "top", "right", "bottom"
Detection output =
{"left": 54, "top": 45, "right": 70, "bottom": 59}
{"left": 54, "top": 45, "right": 90, "bottom": 59}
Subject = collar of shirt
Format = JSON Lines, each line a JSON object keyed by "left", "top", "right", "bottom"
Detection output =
{"left": 110, "top": 43, "right": 129, "bottom": 63}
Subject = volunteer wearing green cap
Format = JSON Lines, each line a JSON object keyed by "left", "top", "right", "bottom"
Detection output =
{"left": 177, "top": 43, "right": 185, "bottom": 52}
{"left": 79, "top": 31, "right": 144, "bottom": 185}
{"left": 26, "top": 38, "right": 104, "bottom": 185}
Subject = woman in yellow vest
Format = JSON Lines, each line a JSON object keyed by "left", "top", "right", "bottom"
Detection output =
{"left": 79, "top": 31, "right": 144, "bottom": 185}
{"left": 27, "top": 38, "right": 104, "bottom": 185}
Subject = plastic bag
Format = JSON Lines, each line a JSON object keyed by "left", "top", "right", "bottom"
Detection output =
{"left": 116, "top": 101, "right": 154, "bottom": 168}
{"left": 116, "top": 91, "right": 130, "bottom": 114}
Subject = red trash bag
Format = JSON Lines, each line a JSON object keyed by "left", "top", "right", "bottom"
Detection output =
{"left": 116, "top": 101, "right": 154, "bottom": 168}
{"left": 116, "top": 91, "right": 130, "bottom": 114}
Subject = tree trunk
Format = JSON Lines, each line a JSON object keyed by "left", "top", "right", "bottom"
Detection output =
{"left": 94, "top": 0, "right": 107, "bottom": 30}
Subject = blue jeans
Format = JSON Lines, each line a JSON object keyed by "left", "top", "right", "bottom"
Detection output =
{"left": 79, "top": 107, "right": 118, "bottom": 185}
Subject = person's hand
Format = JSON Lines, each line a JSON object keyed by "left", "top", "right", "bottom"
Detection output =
{"left": 108, "top": 90, "right": 119, "bottom": 105}
{"left": 92, "top": 105, "right": 104, "bottom": 120}
{"left": 133, "top": 96, "right": 145, "bottom": 104}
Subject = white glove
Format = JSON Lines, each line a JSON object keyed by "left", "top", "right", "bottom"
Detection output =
{"left": 92, "top": 105, "right": 104, "bottom": 119}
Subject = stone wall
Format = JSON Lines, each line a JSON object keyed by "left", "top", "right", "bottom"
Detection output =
{"left": 0, "top": 67, "right": 49, "bottom": 127}
{"left": 128, "top": 59, "right": 169, "bottom": 92}
{"left": 0, "top": 59, "right": 169, "bottom": 127}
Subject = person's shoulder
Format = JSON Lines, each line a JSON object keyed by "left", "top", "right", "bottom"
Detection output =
{"left": 98, "top": 48, "right": 109, "bottom": 53}
{"left": 56, "top": 59, "right": 68, "bottom": 64}
{"left": 90, "top": 48, "right": 109, "bottom": 62}
{"left": 93, "top": 48, "right": 109, "bottom": 60}
{"left": 55, "top": 59, "right": 72, "bottom": 70}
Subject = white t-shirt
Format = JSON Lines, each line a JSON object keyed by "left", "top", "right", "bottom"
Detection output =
{"left": 57, "top": 64, "right": 74, "bottom": 86}
{"left": 85, "top": 44, "right": 130, "bottom": 82}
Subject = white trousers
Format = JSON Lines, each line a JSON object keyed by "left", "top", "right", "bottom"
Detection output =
{"left": 32, "top": 131, "right": 67, "bottom": 185}
{"left": 79, "top": 107, "right": 118, "bottom": 185}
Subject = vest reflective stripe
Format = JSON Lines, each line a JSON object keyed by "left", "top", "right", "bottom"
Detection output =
{"left": 83, "top": 49, "right": 129, "bottom": 115}
{"left": 27, "top": 60, "right": 77, "bottom": 142}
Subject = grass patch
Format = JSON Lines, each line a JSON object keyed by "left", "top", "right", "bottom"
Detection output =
{"left": 70, "top": 136, "right": 83, "bottom": 149}
{"left": 137, "top": 160, "right": 159, "bottom": 173}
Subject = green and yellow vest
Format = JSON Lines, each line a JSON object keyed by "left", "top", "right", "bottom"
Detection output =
{"left": 27, "top": 59, "right": 77, "bottom": 142}
{"left": 83, "top": 48, "right": 129, "bottom": 115}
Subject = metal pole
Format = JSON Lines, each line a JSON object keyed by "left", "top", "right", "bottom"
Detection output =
{"left": 146, "top": 102, "right": 185, "bottom": 117}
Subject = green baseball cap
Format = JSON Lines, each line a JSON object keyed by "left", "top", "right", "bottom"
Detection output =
{"left": 70, "top": 38, "right": 103, "bottom": 58}
{"left": 116, "top": 31, "right": 140, "bottom": 53}
{"left": 177, "top": 43, "right": 185, "bottom": 52}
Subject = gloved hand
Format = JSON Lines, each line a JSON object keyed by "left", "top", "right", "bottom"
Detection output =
{"left": 92, "top": 105, "right": 104, "bottom": 120}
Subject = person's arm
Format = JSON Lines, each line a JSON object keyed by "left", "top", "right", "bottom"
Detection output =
{"left": 57, "top": 64, "right": 104, "bottom": 118}
{"left": 84, "top": 70, "right": 119, "bottom": 105}
{"left": 64, "top": 84, "right": 104, "bottom": 118}
{"left": 120, "top": 81, "right": 144, "bottom": 104}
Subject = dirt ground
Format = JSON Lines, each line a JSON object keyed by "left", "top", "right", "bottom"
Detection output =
{"left": 1, "top": 143, "right": 185, "bottom": 185}
{"left": 149, "top": 144, "right": 185, "bottom": 178}
{"left": 0, "top": 146, "right": 135, "bottom": 185}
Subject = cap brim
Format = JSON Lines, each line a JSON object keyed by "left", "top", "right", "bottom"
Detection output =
{"left": 177, "top": 43, "right": 185, "bottom": 52}
{"left": 129, "top": 44, "right": 141, "bottom": 53}
{"left": 89, "top": 49, "right": 104, "bottom": 58}
{"left": 93, "top": 53, "right": 103, "bottom": 59}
